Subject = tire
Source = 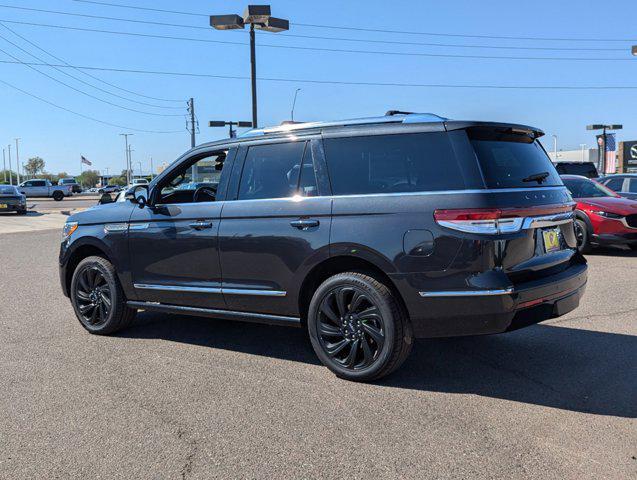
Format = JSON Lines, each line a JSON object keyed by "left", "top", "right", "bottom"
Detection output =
{"left": 17, "top": 209, "right": 27, "bottom": 215}
{"left": 307, "top": 272, "right": 413, "bottom": 382}
{"left": 629, "top": 244, "right": 637, "bottom": 251}
{"left": 52, "top": 191, "right": 64, "bottom": 201}
{"left": 574, "top": 218, "right": 592, "bottom": 254}
{"left": 70, "top": 256, "right": 136, "bottom": 335}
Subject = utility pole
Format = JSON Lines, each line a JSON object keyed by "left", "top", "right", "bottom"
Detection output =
{"left": 2, "top": 148, "right": 6, "bottom": 183}
{"left": 150, "top": 156, "right": 154, "bottom": 179}
{"left": 188, "top": 98, "right": 196, "bottom": 148}
{"left": 7, "top": 144, "right": 12, "bottom": 185}
{"left": 14, "top": 138, "right": 20, "bottom": 184}
{"left": 552, "top": 134, "right": 558, "bottom": 162}
{"left": 128, "top": 144, "right": 134, "bottom": 183}
{"left": 120, "top": 133, "right": 133, "bottom": 185}
{"left": 291, "top": 88, "right": 301, "bottom": 121}
{"left": 249, "top": 24, "right": 258, "bottom": 128}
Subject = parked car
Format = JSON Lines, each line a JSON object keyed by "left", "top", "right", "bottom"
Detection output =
{"left": 0, "top": 185, "right": 27, "bottom": 214}
{"left": 554, "top": 161, "right": 599, "bottom": 179}
{"left": 131, "top": 178, "right": 149, "bottom": 186}
{"left": 561, "top": 175, "right": 637, "bottom": 252}
{"left": 19, "top": 179, "right": 72, "bottom": 201}
{"left": 598, "top": 174, "right": 637, "bottom": 200}
{"left": 58, "top": 177, "right": 83, "bottom": 193}
{"left": 59, "top": 113, "right": 587, "bottom": 382}
{"left": 98, "top": 185, "right": 121, "bottom": 194}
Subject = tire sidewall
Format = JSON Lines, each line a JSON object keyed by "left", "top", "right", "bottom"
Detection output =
{"left": 574, "top": 218, "right": 590, "bottom": 253}
{"left": 307, "top": 273, "right": 397, "bottom": 381}
{"left": 70, "top": 257, "right": 121, "bottom": 334}
{"left": 53, "top": 191, "right": 63, "bottom": 201}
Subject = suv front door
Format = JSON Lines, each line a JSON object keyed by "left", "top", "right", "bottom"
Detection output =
{"left": 128, "top": 148, "right": 234, "bottom": 309}
{"left": 219, "top": 139, "right": 332, "bottom": 317}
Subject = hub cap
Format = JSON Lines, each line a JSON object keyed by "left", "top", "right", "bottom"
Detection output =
{"left": 75, "top": 266, "right": 111, "bottom": 327}
{"left": 317, "top": 286, "right": 385, "bottom": 370}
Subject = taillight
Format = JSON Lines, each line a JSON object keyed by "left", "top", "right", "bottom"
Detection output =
{"left": 434, "top": 204, "right": 575, "bottom": 234}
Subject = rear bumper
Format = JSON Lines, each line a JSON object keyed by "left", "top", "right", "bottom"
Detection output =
{"left": 393, "top": 260, "right": 587, "bottom": 338}
{"left": 0, "top": 203, "right": 26, "bottom": 212}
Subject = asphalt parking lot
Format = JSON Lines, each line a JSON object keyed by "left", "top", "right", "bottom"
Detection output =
{"left": 0, "top": 226, "right": 635, "bottom": 479}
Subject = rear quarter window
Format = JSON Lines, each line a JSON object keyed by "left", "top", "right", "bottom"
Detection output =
{"left": 467, "top": 128, "right": 562, "bottom": 189}
{"left": 323, "top": 132, "right": 477, "bottom": 195}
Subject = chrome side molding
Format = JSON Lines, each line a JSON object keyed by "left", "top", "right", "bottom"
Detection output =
{"left": 419, "top": 287, "right": 514, "bottom": 297}
{"left": 133, "top": 284, "right": 286, "bottom": 297}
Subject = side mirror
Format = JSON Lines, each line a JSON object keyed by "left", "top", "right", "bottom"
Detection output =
{"left": 125, "top": 185, "right": 149, "bottom": 208}
{"left": 98, "top": 193, "right": 114, "bottom": 205}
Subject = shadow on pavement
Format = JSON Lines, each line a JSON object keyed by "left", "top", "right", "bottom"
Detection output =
{"left": 0, "top": 211, "right": 44, "bottom": 217}
{"left": 122, "top": 313, "right": 636, "bottom": 418}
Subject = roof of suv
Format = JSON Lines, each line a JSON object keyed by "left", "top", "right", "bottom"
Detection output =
{"left": 194, "top": 112, "right": 545, "bottom": 150}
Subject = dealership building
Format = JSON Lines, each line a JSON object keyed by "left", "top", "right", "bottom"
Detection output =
{"left": 549, "top": 141, "right": 637, "bottom": 174}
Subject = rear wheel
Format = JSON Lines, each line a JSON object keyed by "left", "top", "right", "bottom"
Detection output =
{"left": 574, "top": 218, "right": 591, "bottom": 254}
{"left": 70, "top": 256, "right": 136, "bottom": 335}
{"left": 16, "top": 209, "right": 27, "bottom": 215}
{"left": 307, "top": 272, "right": 412, "bottom": 382}
{"left": 52, "top": 191, "right": 64, "bottom": 201}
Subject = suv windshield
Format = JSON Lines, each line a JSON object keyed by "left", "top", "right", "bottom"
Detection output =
{"left": 467, "top": 127, "right": 562, "bottom": 189}
{"left": 562, "top": 177, "right": 616, "bottom": 199}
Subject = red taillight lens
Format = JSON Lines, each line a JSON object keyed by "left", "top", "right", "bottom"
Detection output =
{"left": 434, "top": 203, "right": 575, "bottom": 234}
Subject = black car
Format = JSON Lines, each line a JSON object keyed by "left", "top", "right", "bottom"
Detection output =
{"left": 59, "top": 113, "right": 587, "bottom": 381}
{"left": 0, "top": 185, "right": 27, "bottom": 214}
{"left": 598, "top": 174, "right": 637, "bottom": 200}
{"left": 553, "top": 161, "right": 599, "bottom": 179}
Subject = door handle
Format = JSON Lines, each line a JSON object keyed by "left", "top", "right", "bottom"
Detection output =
{"left": 290, "top": 219, "right": 319, "bottom": 230}
{"left": 189, "top": 220, "right": 213, "bottom": 230}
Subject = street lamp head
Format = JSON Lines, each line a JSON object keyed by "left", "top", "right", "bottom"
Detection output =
{"left": 210, "top": 14, "right": 245, "bottom": 30}
{"left": 254, "top": 16, "right": 289, "bottom": 32}
{"left": 243, "top": 5, "right": 271, "bottom": 24}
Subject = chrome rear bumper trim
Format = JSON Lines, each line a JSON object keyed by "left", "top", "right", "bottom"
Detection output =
{"left": 419, "top": 288, "right": 514, "bottom": 297}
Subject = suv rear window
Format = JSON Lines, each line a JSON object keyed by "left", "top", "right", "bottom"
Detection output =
{"left": 554, "top": 162, "right": 598, "bottom": 178}
{"left": 323, "top": 133, "right": 471, "bottom": 195}
{"left": 467, "top": 128, "right": 562, "bottom": 189}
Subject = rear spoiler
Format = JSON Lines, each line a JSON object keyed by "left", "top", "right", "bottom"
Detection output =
{"left": 444, "top": 121, "right": 544, "bottom": 139}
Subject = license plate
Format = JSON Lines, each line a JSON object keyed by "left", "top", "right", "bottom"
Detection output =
{"left": 0, "top": 204, "right": 7, "bottom": 209}
{"left": 542, "top": 228, "right": 561, "bottom": 253}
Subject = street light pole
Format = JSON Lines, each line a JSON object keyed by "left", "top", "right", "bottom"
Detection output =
{"left": 552, "top": 134, "right": 558, "bottom": 161}
{"left": 579, "top": 144, "right": 587, "bottom": 162}
{"left": 291, "top": 88, "right": 301, "bottom": 121}
{"left": 210, "top": 5, "right": 289, "bottom": 130}
{"left": 7, "top": 144, "right": 12, "bottom": 185}
{"left": 120, "top": 133, "right": 133, "bottom": 185}
{"left": 2, "top": 148, "right": 6, "bottom": 183}
{"left": 14, "top": 138, "right": 20, "bottom": 185}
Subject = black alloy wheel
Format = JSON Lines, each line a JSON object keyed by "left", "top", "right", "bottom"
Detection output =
{"left": 71, "top": 256, "right": 136, "bottom": 334}
{"left": 75, "top": 266, "right": 112, "bottom": 328}
{"left": 308, "top": 272, "right": 412, "bottom": 382}
{"left": 317, "top": 286, "right": 385, "bottom": 369}
{"left": 574, "top": 218, "right": 591, "bottom": 253}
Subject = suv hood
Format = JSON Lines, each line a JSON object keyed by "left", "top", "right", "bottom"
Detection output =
{"left": 578, "top": 196, "right": 637, "bottom": 215}
{"left": 68, "top": 200, "right": 135, "bottom": 225}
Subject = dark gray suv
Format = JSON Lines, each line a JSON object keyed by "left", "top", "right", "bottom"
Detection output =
{"left": 59, "top": 113, "right": 587, "bottom": 381}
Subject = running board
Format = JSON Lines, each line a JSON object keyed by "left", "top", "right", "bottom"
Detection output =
{"left": 126, "top": 301, "right": 301, "bottom": 328}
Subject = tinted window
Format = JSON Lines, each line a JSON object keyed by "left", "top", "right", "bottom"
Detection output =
{"left": 555, "top": 163, "right": 598, "bottom": 178}
{"left": 323, "top": 133, "right": 467, "bottom": 195}
{"left": 468, "top": 128, "right": 562, "bottom": 188}
{"left": 238, "top": 142, "right": 305, "bottom": 200}
{"left": 629, "top": 178, "right": 637, "bottom": 193}
{"left": 562, "top": 177, "right": 615, "bottom": 199}
{"left": 603, "top": 176, "right": 624, "bottom": 191}
{"left": 32, "top": 180, "right": 46, "bottom": 187}
{"left": 0, "top": 186, "right": 17, "bottom": 194}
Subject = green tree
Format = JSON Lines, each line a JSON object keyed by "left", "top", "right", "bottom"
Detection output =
{"left": 110, "top": 176, "right": 127, "bottom": 186}
{"left": 24, "top": 157, "right": 45, "bottom": 176}
{"left": 78, "top": 169, "right": 100, "bottom": 187}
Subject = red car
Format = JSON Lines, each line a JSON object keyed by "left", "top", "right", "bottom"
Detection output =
{"left": 561, "top": 175, "right": 637, "bottom": 252}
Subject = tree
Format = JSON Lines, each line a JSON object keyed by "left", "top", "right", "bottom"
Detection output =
{"left": 24, "top": 157, "right": 45, "bottom": 176}
{"left": 110, "top": 176, "right": 127, "bottom": 186}
{"left": 78, "top": 169, "right": 100, "bottom": 188}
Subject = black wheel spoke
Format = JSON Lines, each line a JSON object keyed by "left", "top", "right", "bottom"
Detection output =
{"left": 76, "top": 290, "right": 90, "bottom": 301}
{"left": 101, "top": 292, "right": 111, "bottom": 308}
{"left": 78, "top": 303, "right": 93, "bottom": 314}
{"left": 99, "top": 302, "right": 107, "bottom": 321}
{"left": 349, "top": 290, "right": 366, "bottom": 313}
{"left": 360, "top": 337, "right": 374, "bottom": 366}
{"left": 362, "top": 323, "right": 385, "bottom": 348}
{"left": 78, "top": 274, "right": 90, "bottom": 293}
{"left": 326, "top": 339, "right": 349, "bottom": 356}
{"left": 74, "top": 265, "right": 113, "bottom": 328}
{"left": 343, "top": 339, "right": 360, "bottom": 368}
{"left": 319, "top": 322, "right": 341, "bottom": 337}
{"left": 358, "top": 306, "right": 381, "bottom": 322}
{"left": 89, "top": 305, "right": 98, "bottom": 324}
{"left": 335, "top": 288, "right": 349, "bottom": 317}
{"left": 320, "top": 300, "right": 342, "bottom": 327}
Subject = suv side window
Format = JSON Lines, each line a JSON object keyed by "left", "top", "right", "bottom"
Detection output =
{"left": 238, "top": 141, "right": 307, "bottom": 200}
{"left": 323, "top": 133, "right": 467, "bottom": 195}
{"left": 603, "top": 177, "right": 624, "bottom": 192}
{"left": 33, "top": 180, "right": 46, "bottom": 187}
{"left": 629, "top": 178, "right": 637, "bottom": 193}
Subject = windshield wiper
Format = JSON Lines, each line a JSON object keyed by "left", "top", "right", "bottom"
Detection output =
{"left": 522, "top": 171, "right": 550, "bottom": 184}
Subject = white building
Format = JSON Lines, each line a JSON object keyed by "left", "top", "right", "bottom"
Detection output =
{"left": 547, "top": 148, "right": 599, "bottom": 164}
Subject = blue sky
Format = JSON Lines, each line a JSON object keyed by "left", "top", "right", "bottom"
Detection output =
{"left": 1, "top": 0, "right": 637, "bottom": 176}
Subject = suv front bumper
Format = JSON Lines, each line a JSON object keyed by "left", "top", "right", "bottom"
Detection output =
{"left": 391, "top": 260, "right": 587, "bottom": 338}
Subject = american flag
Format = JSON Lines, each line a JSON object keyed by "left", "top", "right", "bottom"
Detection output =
{"left": 81, "top": 155, "right": 92, "bottom": 166}
{"left": 604, "top": 133, "right": 616, "bottom": 174}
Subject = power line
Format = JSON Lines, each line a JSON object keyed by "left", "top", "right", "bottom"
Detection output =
{"left": 0, "top": 38, "right": 185, "bottom": 117}
{"left": 0, "top": 22, "right": 184, "bottom": 109}
{"left": 0, "top": 76, "right": 184, "bottom": 133}
{"left": 4, "top": 58, "right": 637, "bottom": 90}
{"left": 0, "top": 19, "right": 633, "bottom": 62}
{"left": 0, "top": 4, "right": 626, "bottom": 52}
{"left": 70, "top": 0, "right": 637, "bottom": 43}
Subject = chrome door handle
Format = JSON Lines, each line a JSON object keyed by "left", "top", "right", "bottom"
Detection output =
{"left": 290, "top": 219, "right": 319, "bottom": 229}
{"left": 189, "top": 220, "right": 213, "bottom": 230}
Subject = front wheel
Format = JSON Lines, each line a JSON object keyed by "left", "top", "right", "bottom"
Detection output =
{"left": 307, "top": 272, "right": 413, "bottom": 382}
{"left": 574, "top": 218, "right": 591, "bottom": 254}
{"left": 70, "top": 256, "right": 136, "bottom": 335}
{"left": 52, "top": 191, "right": 64, "bottom": 201}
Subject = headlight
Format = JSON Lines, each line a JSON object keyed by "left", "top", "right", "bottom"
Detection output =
{"left": 62, "top": 221, "right": 79, "bottom": 239}
{"left": 590, "top": 210, "right": 623, "bottom": 219}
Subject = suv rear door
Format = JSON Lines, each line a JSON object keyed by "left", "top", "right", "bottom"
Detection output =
{"left": 219, "top": 138, "right": 331, "bottom": 317}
